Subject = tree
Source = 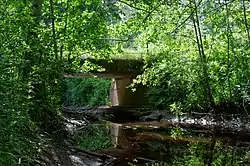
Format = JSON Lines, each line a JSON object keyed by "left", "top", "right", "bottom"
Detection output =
{"left": 0, "top": 0, "right": 118, "bottom": 164}
{"left": 110, "top": 0, "right": 250, "bottom": 114}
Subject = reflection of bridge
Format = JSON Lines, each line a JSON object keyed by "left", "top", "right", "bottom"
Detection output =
{"left": 65, "top": 56, "right": 149, "bottom": 107}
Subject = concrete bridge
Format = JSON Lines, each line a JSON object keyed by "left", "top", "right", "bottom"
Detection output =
{"left": 65, "top": 56, "right": 149, "bottom": 107}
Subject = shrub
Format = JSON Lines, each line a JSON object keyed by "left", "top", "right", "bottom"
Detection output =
{"left": 62, "top": 78, "right": 111, "bottom": 107}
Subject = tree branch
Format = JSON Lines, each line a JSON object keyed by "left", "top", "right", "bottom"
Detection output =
{"left": 119, "top": 0, "right": 150, "bottom": 12}
{"left": 170, "top": 0, "right": 202, "bottom": 35}
{"left": 142, "top": 0, "right": 165, "bottom": 23}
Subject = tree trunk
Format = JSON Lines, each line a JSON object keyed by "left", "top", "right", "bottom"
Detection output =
{"left": 191, "top": 0, "right": 214, "bottom": 108}
{"left": 50, "top": 0, "right": 58, "bottom": 59}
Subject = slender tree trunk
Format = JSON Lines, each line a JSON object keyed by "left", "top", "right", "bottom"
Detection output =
{"left": 26, "top": 0, "right": 65, "bottom": 135}
{"left": 60, "top": 0, "right": 70, "bottom": 60}
{"left": 191, "top": 0, "right": 214, "bottom": 108}
{"left": 242, "top": 0, "right": 250, "bottom": 43}
{"left": 50, "top": 0, "right": 58, "bottom": 59}
{"left": 225, "top": 0, "right": 232, "bottom": 98}
{"left": 25, "top": 0, "right": 45, "bottom": 123}
{"left": 23, "top": 0, "right": 43, "bottom": 78}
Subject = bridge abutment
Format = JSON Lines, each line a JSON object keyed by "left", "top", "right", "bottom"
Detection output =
{"left": 110, "top": 77, "right": 148, "bottom": 107}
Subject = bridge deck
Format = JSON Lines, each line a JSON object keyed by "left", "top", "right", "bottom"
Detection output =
{"left": 64, "top": 73, "right": 136, "bottom": 78}
{"left": 80, "top": 56, "right": 145, "bottom": 75}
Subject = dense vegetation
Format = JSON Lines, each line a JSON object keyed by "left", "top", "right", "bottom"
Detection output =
{"left": 1, "top": 0, "right": 250, "bottom": 165}
{"left": 73, "top": 124, "right": 113, "bottom": 151}
{"left": 0, "top": 0, "right": 113, "bottom": 165}
{"left": 63, "top": 78, "right": 111, "bottom": 107}
{"left": 121, "top": 1, "right": 250, "bottom": 113}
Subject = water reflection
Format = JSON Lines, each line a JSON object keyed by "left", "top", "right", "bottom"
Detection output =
{"left": 107, "top": 113, "right": 250, "bottom": 165}
{"left": 64, "top": 107, "right": 250, "bottom": 165}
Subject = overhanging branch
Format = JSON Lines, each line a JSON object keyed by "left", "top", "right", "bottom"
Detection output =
{"left": 119, "top": 0, "right": 150, "bottom": 13}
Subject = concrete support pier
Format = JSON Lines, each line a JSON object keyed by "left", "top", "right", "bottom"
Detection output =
{"left": 110, "top": 77, "right": 148, "bottom": 107}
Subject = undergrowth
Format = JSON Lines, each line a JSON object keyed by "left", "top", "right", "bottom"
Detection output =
{"left": 73, "top": 124, "right": 113, "bottom": 151}
{"left": 62, "top": 78, "right": 111, "bottom": 107}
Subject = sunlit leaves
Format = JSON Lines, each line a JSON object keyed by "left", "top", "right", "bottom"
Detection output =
{"left": 111, "top": 0, "right": 250, "bottom": 112}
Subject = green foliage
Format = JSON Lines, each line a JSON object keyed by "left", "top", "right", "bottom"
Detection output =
{"left": 146, "top": 141, "right": 250, "bottom": 166}
{"left": 134, "top": 52, "right": 197, "bottom": 110}
{"left": 146, "top": 162, "right": 169, "bottom": 166}
{"left": 114, "top": 0, "right": 250, "bottom": 113}
{"left": 2, "top": 0, "right": 250, "bottom": 165}
{"left": 0, "top": 0, "right": 114, "bottom": 165}
{"left": 0, "top": 1, "right": 39, "bottom": 165}
{"left": 74, "top": 124, "right": 112, "bottom": 151}
{"left": 0, "top": 64, "right": 38, "bottom": 165}
{"left": 63, "top": 77, "right": 111, "bottom": 107}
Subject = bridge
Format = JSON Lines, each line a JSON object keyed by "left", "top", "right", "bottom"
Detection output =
{"left": 64, "top": 56, "right": 149, "bottom": 107}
